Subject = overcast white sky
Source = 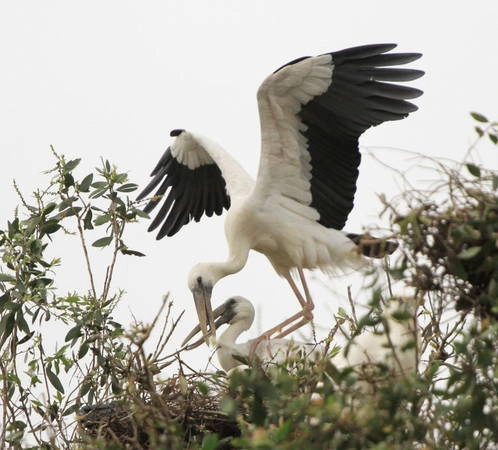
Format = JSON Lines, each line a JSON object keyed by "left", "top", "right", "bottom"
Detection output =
{"left": 1, "top": 1, "right": 497, "bottom": 371}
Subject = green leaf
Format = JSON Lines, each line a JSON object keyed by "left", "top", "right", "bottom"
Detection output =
{"left": 34, "top": 277, "right": 53, "bottom": 287}
{"left": 63, "top": 158, "right": 81, "bottom": 173}
{"left": 89, "top": 188, "right": 107, "bottom": 199}
{"left": 78, "top": 174, "right": 94, "bottom": 192}
{"left": 220, "top": 395, "right": 237, "bottom": 416}
{"left": 40, "top": 220, "right": 61, "bottom": 235}
{"left": 391, "top": 310, "right": 412, "bottom": 321}
{"left": 83, "top": 209, "right": 94, "bottom": 230}
{"left": 57, "top": 206, "right": 82, "bottom": 219}
{"left": 46, "top": 367, "right": 65, "bottom": 393}
{"left": 133, "top": 208, "right": 150, "bottom": 219}
{"left": 78, "top": 342, "right": 90, "bottom": 359}
{"left": 401, "top": 340, "right": 417, "bottom": 354}
{"left": 64, "top": 173, "right": 74, "bottom": 188}
{"left": 65, "top": 325, "right": 82, "bottom": 342}
{"left": 201, "top": 434, "right": 219, "bottom": 450}
{"left": 458, "top": 246, "right": 481, "bottom": 260}
{"left": 0, "top": 311, "right": 16, "bottom": 340}
{"left": 197, "top": 382, "right": 209, "bottom": 395}
{"left": 116, "top": 183, "right": 138, "bottom": 193}
{"left": 58, "top": 196, "right": 77, "bottom": 211}
{"left": 16, "top": 311, "right": 30, "bottom": 334}
{"left": 43, "top": 202, "right": 57, "bottom": 215}
{"left": 357, "top": 314, "right": 382, "bottom": 329}
{"left": 91, "top": 181, "right": 108, "bottom": 189}
{"left": 93, "top": 214, "right": 111, "bottom": 226}
{"left": 470, "top": 111, "right": 488, "bottom": 123}
{"left": 0, "top": 292, "right": 11, "bottom": 311}
{"left": 0, "top": 273, "right": 16, "bottom": 283}
{"left": 465, "top": 163, "right": 481, "bottom": 178}
{"left": 115, "top": 173, "right": 128, "bottom": 184}
{"left": 29, "top": 238, "right": 42, "bottom": 256}
{"left": 17, "top": 331, "right": 35, "bottom": 346}
{"left": 489, "top": 133, "right": 498, "bottom": 145}
{"left": 25, "top": 216, "right": 41, "bottom": 236}
{"left": 474, "top": 126, "right": 484, "bottom": 137}
{"left": 274, "top": 420, "right": 292, "bottom": 442}
{"left": 8, "top": 218, "right": 20, "bottom": 238}
{"left": 111, "top": 375, "right": 121, "bottom": 394}
{"left": 80, "top": 380, "right": 92, "bottom": 397}
{"left": 120, "top": 248, "right": 146, "bottom": 257}
{"left": 178, "top": 375, "right": 188, "bottom": 394}
{"left": 92, "top": 236, "right": 113, "bottom": 248}
{"left": 62, "top": 404, "right": 80, "bottom": 417}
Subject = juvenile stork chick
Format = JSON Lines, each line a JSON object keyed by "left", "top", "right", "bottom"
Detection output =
{"left": 183, "top": 296, "right": 322, "bottom": 371}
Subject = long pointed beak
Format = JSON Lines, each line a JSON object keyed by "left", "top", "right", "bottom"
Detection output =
{"left": 191, "top": 285, "right": 215, "bottom": 344}
{"left": 182, "top": 302, "right": 228, "bottom": 347}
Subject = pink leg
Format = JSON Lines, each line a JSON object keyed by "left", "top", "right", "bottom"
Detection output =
{"left": 275, "top": 270, "right": 315, "bottom": 339}
{"left": 257, "top": 307, "right": 311, "bottom": 338}
{"left": 249, "top": 269, "right": 314, "bottom": 355}
{"left": 297, "top": 267, "right": 313, "bottom": 305}
{"left": 274, "top": 317, "right": 311, "bottom": 339}
{"left": 283, "top": 272, "right": 307, "bottom": 308}
{"left": 249, "top": 308, "right": 311, "bottom": 356}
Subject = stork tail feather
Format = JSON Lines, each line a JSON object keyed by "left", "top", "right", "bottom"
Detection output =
{"left": 346, "top": 233, "right": 398, "bottom": 258}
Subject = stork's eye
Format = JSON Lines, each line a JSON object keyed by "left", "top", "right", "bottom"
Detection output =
{"left": 196, "top": 276, "right": 202, "bottom": 285}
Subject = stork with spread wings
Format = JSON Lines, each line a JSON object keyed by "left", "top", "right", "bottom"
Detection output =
{"left": 137, "top": 43, "right": 424, "bottom": 346}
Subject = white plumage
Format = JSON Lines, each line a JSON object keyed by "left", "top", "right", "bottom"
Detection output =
{"left": 138, "top": 44, "right": 423, "bottom": 343}
{"left": 183, "top": 296, "right": 325, "bottom": 371}
{"left": 214, "top": 297, "right": 322, "bottom": 371}
{"left": 183, "top": 296, "right": 417, "bottom": 377}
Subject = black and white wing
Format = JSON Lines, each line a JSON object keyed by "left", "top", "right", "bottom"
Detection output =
{"left": 137, "top": 130, "right": 232, "bottom": 239}
{"left": 253, "top": 43, "right": 424, "bottom": 230}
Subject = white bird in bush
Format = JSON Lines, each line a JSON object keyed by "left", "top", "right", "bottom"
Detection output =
{"left": 183, "top": 296, "right": 324, "bottom": 371}
{"left": 183, "top": 296, "right": 417, "bottom": 375}
{"left": 344, "top": 302, "right": 418, "bottom": 378}
{"left": 138, "top": 44, "right": 423, "bottom": 346}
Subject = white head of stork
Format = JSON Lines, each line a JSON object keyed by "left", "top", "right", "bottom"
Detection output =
{"left": 182, "top": 296, "right": 323, "bottom": 371}
{"left": 137, "top": 43, "right": 424, "bottom": 344}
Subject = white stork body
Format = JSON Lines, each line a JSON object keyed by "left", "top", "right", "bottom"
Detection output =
{"left": 222, "top": 174, "right": 359, "bottom": 277}
{"left": 138, "top": 44, "right": 424, "bottom": 342}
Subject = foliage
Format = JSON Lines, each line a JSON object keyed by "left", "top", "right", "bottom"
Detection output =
{"left": 0, "top": 150, "right": 151, "bottom": 448}
{"left": 1, "top": 114, "right": 498, "bottom": 449}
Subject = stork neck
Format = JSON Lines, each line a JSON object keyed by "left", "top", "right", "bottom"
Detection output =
{"left": 218, "top": 320, "right": 250, "bottom": 347}
{"left": 211, "top": 247, "right": 250, "bottom": 280}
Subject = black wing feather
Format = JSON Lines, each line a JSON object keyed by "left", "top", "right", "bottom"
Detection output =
{"left": 327, "top": 43, "right": 398, "bottom": 61}
{"left": 298, "top": 44, "right": 423, "bottom": 230}
{"left": 137, "top": 142, "right": 230, "bottom": 239}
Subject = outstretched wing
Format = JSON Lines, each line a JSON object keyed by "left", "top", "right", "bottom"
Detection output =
{"left": 253, "top": 43, "right": 424, "bottom": 229}
{"left": 137, "top": 130, "right": 231, "bottom": 239}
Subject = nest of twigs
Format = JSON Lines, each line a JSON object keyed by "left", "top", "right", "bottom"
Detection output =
{"left": 77, "top": 373, "right": 240, "bottom": 449}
